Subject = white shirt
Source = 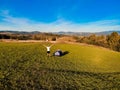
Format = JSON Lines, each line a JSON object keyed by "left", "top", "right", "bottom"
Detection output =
{"left": 46, "top": 46, "right": 50, "bottom": 51}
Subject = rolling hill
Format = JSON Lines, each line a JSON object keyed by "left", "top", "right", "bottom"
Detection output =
{"left": 0, "top": 42, "right": 120, "bottom": 89}
{"left": 0, "top": 30, "right": 120, "bottom": 36}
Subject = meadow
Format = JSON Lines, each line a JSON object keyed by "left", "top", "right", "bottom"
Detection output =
{"left": 0, "top": 42, "right": 120, "bottom": 89}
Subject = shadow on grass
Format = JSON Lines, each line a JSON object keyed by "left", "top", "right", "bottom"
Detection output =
{"left": 43, "top": 67, "right": 120, "bottom": 75}
{"left": 41, "top": 68, "right": 120, "bottom": 89}
{"left": 42, "top": 68, "right": 120, "bottom": 82}
{"left": 62, "top": 51, "right": 69, "bottom": 56}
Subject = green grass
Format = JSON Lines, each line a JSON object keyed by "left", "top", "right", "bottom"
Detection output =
{"left": 0, "top": 42, "right": 120, "bottom": 89}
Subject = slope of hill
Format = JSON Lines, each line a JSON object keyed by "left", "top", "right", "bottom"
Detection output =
{"left": 55, "top": 30, "right": 120, "bottom": 36}
{"left": 0, "top": 30, "right": 120, "bottom": 36}
{"left": 0, "top": 31, "right": 41, "bottom": 34}
{"left": 96, "top": 30, "right": 120, "bottom": 35}
{"left": 0, "top": 42, "right": 120, "bottom": 89}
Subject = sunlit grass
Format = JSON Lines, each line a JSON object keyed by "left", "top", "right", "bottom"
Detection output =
{"left": 0, "top": 42, "right": 120, "bottom": 89}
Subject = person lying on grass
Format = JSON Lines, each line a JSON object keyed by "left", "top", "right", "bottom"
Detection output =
{"left": 54, "top": 49, "right": 63, "bottom": 56}
{"left": 43, "top": 44, "right": 54, "bottom": 56}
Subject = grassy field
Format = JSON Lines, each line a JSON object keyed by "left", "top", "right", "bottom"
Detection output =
{"left": 0, "top": 42, "right": 120, "bottom": 89}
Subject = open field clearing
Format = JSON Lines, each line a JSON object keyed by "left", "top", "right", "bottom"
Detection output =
{"left": 0, "top": 42, "right": 120, "bottom": 89}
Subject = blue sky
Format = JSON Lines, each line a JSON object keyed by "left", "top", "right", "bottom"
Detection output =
{"left": 0, "top": 0, "right": 120, "bottom": 32}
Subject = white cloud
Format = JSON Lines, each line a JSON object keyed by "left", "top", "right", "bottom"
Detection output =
{"left": 0, "top": 10, "right": 120, "bottom": 32}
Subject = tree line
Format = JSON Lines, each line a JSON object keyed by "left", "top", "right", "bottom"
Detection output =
{"left": 0, "top": 33, "right": 62, "bottom": 41}
{"left": 76, "top": 32, "right": 120, "bottom": 52}
{"left": 0, "top": 32, "right": 120, "bottom": 52}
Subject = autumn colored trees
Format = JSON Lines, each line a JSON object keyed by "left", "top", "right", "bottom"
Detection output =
{"left": 77, "top": 32, "right": 120, "bottom": 52}
{"left": 0, "top": 32, "right": 120, "bottom": 52}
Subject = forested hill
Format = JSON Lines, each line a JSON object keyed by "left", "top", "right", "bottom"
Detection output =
{"left": 55, "top": 31, "right": 120, "bottom": 36}
{"left": 0, "top": 30, "right": 120, "bottom": 36}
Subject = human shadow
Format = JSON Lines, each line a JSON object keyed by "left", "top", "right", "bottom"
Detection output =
{"left": 62, "top": 51, "right": 69, "bottom": 56}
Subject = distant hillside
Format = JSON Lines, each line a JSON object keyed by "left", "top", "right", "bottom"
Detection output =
{"left": 96, "top": 31, "right": 120, "bottom": 35}
{"left": 0, "top": 31, "right": 41, "bottom": 34}
{"left": 55, "top": 31, "right": 120, "bottom": 36}
{"left": 0, "top": 30, "right": 120, "bottom": 36}
{"left": 54, "top": 31, "right": 92, "bottom": 36}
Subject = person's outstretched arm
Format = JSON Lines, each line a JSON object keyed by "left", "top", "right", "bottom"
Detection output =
{"left": 50, "top": 44, "right": 54, "bottom": 47}
{"left": 42, "top": 44, "right": 47, "bottom": 48}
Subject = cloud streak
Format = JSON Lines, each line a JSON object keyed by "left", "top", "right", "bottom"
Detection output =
{"left": 0, "top": 10, "right": 120, "bottom": 32}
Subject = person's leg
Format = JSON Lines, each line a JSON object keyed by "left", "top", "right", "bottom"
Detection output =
{"left": 47, "top": 53, "right": 50, "bottom": 56}
{"left": 47, "top": 51, "right": 48, "bottom": 56}
{"left": 47, "top": 51, "right": 50, "bottom": 56}
{"left": 47, "top": 53, "right": 48, "bottom": 56}
{"left": 48, "top": 51, "right": 51, "bottom": 56}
